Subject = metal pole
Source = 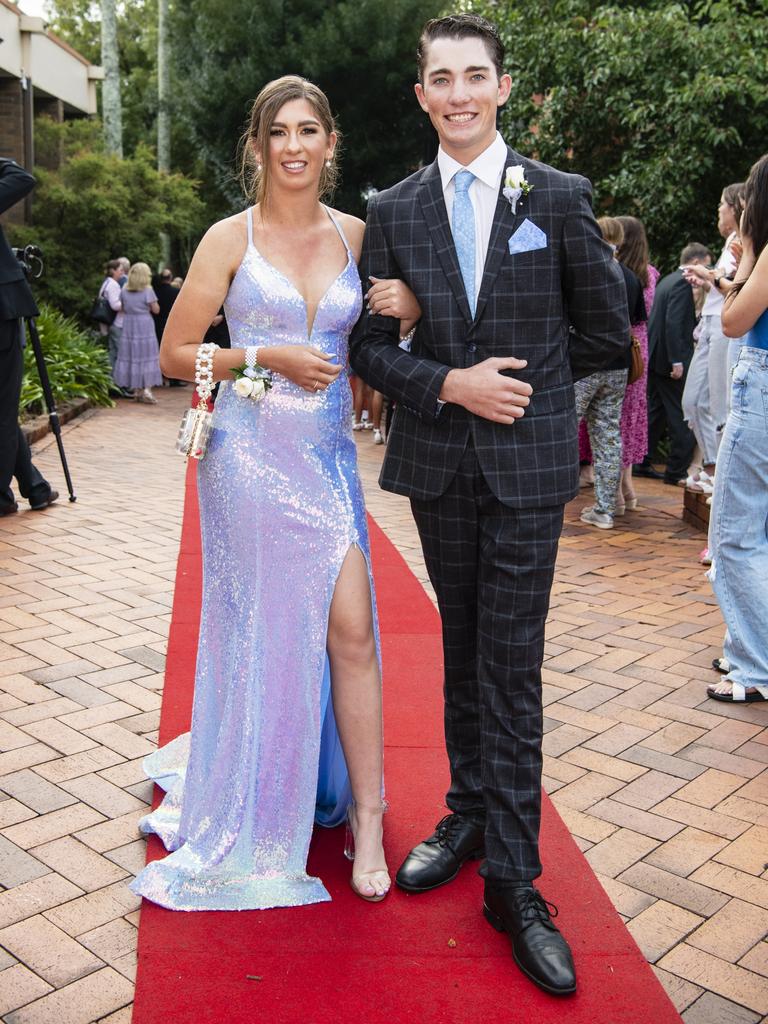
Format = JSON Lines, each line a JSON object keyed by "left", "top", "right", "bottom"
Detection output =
{"left": 22, "top": 318, "right": 77, "bottom": 503}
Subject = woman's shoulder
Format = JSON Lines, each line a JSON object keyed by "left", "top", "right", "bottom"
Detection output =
{"left": 205, "top": 210, "right": 249, "bottom": 245}
{"left": 328, "top": 208, "right": 365, "bottom": 256}
{"left": 194, "top": 211, "right": 250, "bottom": 270}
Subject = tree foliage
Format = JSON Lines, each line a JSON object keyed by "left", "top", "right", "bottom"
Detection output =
{"left": 170, "top": 0, "right": 444, "bottom": 218}
{"left": 47, "top": 0, "right": 444, "bottom": 221}
{"left": 45, "top": 0, "right": 169, "bottom": 160}
{"left": 10, "top": 118, "right": 205, "bottom": 321}
{"left": 44, "top": 0, "right": 768, "bottom": 270}
{"left": 469, "top": 0, "right": 768, "bottom": 268}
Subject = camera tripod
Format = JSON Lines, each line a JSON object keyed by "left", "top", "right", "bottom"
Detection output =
{"left": 15, "top": 244, "right": 76, "bottom": 503}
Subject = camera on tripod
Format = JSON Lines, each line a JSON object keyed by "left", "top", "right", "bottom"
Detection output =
{"left": 12, "top": 244, "right": 43, "bottom": 279}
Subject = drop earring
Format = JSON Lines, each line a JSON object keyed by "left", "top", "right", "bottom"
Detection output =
{"left": 325, "top": 159, "right": 332, "bottom": 169}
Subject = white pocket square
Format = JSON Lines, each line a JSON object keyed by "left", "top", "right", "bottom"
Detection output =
{"left": 508, "top": 219, "right": 548, "bottom": 255}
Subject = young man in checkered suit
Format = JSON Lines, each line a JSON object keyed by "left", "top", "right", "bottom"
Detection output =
{"left": 350, "top": 13, "right": 629, "bottom": 995}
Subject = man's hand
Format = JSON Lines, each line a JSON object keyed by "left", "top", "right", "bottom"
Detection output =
{"left": 681, "top": 265, "right": 713, "bottom": 291}
{"left": 670, "top": 362, "right": 684, "bottom": 380}
{"left": 439, "top": 357, "right": 531, "bottom": 423}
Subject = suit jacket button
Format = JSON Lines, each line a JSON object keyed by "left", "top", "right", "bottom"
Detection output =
{"left": 467, "top": 343, "right": 477, "bottom": 353}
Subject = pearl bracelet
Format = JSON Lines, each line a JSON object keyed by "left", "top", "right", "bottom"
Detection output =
{"left": 194, "top": 342, "right": 219, "bottom": 403}
{"left": 399, "top": 327, "right": 416, "bottom": 349}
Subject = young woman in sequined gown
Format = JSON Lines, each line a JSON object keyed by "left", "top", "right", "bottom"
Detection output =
{"left": 130, "top": 77, "right": 421, "bottom": 910}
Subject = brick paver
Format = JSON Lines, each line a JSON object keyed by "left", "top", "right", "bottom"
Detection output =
{"left": 0, "top": 391, "right": 766, "bottom": 1021}
{"left": 0, "top": 395, "right": 182, "bottom": 1022}
{"left": 355, "top": 423, "right": 768, "bottom": 1020}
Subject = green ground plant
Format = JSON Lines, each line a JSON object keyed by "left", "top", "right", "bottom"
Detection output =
{"left": 19, "top": 303, "right": 114, "bottom": 418}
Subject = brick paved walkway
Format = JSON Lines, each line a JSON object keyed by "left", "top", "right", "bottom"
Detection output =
{"left": 0, "top": 391, "right": 766, "bottom": 1023}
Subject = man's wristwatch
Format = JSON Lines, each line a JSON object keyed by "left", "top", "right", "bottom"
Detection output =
{"left": 713, "top": 274, "right": 724, "bottom": 291}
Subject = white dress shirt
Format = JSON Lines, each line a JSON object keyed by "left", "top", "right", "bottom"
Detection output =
{"left": 437, "top": 132, "right": 508, "bottom": 306}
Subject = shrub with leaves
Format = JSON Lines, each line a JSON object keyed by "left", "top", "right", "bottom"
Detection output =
{"left": 8, "top": 117, "right": 205, "bottom": 323}
{"left": 469, "top": 0, "right": 768, "bottom": 270}
{"left": 19, "top": 303, "right": 114, "bottom": 418}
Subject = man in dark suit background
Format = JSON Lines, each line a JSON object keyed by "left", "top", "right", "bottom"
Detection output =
{"left": 644, "top": 242, "right": 710, "bottom": 485}
{"left": 351, "top": 13, "right": 628, "bottom": 995}
{"left": 0, "top": 158, "right": 57, "bottom": 516}
{"left": 153, "top": 268, "right": 179, "bottom": 345}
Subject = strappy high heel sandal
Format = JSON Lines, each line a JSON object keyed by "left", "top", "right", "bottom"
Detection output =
{"left": 344, "top": 800, "right": 390, "bottom": 902}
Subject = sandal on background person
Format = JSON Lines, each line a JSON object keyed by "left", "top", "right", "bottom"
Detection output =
{"left": 707, "top": 680, "right": 768, "bottom": 703}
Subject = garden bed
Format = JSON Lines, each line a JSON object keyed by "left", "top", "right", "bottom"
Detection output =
{"left": 21, "top": 396, "right": 92, "bottom": 445}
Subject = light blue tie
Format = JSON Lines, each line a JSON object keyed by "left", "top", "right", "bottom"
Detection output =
{"left": 452, "top": 169, "right": 476, "bottom": 316}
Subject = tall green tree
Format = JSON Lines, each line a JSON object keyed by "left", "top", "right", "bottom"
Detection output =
{"left": 100, "top": 0, "right": 123, "bottom": 155}
{"left": 46, "top": 0, "right": 165, "bottom": 161}
{"left": 157, "top": 0, "right": 171, "bottom": 173}
{"left": 470, "top": 0, "right": 768, "bottom": 268}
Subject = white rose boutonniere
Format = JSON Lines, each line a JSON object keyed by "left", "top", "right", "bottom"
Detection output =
{"left": 503, "top": 164, "right": 533, "bottom": 214}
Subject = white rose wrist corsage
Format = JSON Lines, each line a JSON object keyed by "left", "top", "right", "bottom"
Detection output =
{"left": 230, "top": 345, "right": 273, "bottom": 402}
{"left": 503, "top": 165, "right": 533, "bottom": 214}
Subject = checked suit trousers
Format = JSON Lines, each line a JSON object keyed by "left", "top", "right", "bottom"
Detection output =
{"left": 411, "top": 441, "right": 563, "bottom": 882}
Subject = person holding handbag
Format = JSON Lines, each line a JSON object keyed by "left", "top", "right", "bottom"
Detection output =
{"left": 615, "top": 215, "right": 656, "bottom": 514}
{"left": 131, "top": 76, "right": 420, "bottom": 911}
{"left": 95, "top": 259, "right": 124, "bottom": 375}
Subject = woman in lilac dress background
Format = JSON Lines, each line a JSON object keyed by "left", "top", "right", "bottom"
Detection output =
{"left": 113, "top": 262, "right": 163, "bottom": 403}
{"left": 578, "top": 216, "right": 658, "bottom": 513}
{"left": 130, "top": 76, "right": 421, "bottom": 912}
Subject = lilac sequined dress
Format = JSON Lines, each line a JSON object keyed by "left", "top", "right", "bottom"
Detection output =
{"left": 131, "top": 208, "right": 376, "bottom": 910}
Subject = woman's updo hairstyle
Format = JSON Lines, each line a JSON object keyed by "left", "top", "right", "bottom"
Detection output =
{"left": 239, "top": 75, "right": 340, "bottom": 210}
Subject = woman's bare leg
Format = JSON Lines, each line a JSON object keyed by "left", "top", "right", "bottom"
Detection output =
{"left": 352, "top": 378, "right": 369, "bottom": 429}
{"left": 621, "top": 466, "right": 636, "bottom": 503}
{"left": 327, "top": 545, "right": 388, "bottom": 897}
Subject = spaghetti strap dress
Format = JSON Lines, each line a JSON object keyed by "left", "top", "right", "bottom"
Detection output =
{"left": 130, "top": 207, "right": 378, "bottom": 910}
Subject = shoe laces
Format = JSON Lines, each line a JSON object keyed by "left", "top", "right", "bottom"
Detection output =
{"left": 516, "top": 888, "right": 559, "bottom": 928}
{"left": 431, "top": 813, "right": 465, "bottom": 849}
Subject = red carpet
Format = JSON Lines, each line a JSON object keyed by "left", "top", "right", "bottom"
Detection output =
{"left": 132, "top": 463, "right": 682, "bottom": 1024}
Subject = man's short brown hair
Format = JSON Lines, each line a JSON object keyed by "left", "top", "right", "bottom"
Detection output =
{"left": 417, "top": 14, "right": 504, "bottom": 83}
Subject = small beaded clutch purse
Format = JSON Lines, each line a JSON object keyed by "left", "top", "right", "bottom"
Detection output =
{"left": 175, "top": 342, "right": 218, "bottom": 460}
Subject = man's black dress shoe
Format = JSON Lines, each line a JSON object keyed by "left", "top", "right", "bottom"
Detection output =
{"left": 632, "top": 462, "right": 663, "bottom": 479}
{"left": 395, "top": 813, "right": 485, "bottom": 892}
{"left": 30, "top": 490, "right": 59, "bottom": 511}
{"left": 483, "top": 882, "right": 576, "bottom": 995}
{"left": 0, "top": 502, "right": 18, "bottom": 517}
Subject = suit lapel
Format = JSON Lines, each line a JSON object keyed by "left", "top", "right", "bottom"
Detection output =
{"left": 418, "top": 161, "right": 473, "bottom": 325}
{"left": 473, "top": 146, "right": 525, "bottom": 325}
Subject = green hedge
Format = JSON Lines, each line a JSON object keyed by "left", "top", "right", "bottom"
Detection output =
{"left": 20, "top": 303, "right": 114, "bottom": 418}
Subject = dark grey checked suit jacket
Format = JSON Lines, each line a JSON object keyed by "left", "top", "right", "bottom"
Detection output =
{"left": 349, "top": 145, "right": 630, "bottom": 508}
